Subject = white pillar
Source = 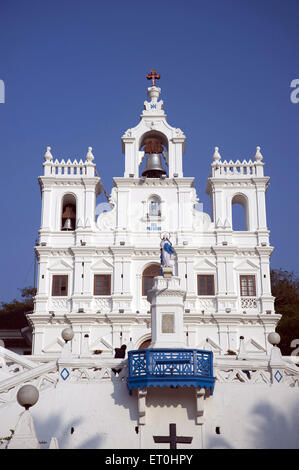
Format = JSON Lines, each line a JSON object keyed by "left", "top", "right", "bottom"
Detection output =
{"left": 41, "top": 188, "right": 52, "bottom": 230}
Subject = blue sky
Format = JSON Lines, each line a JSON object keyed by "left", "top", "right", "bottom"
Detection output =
{"left": 0, "top": 0, "right": 298, "bottom": 302}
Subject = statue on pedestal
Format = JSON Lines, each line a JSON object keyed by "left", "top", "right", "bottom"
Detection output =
{"left": 160, "top": 233, "right": 174, "bottom": 270}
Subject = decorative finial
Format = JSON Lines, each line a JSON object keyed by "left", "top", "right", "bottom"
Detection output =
{"left": 213, "top": 146, "right": 221, "bottom": 161}
{"left": 17, "top": 385, "right": 39, "bottom": 410}
{"left": 268, "top": 332, "right": 280, "bottom": 346}
{"left": 61, "top": 327, "right": 74, "bottom": 343}
{"left": 44, "top": 146, "right": 53, "bottom": 162}
{"left": 86, "top": 146, "right": 94, "bottom": 162}
{"left": 254, "top": 146, "right": 263, "bottom": 162}
{"left": 146, "top": 69, "right": 160, "bottom": 87}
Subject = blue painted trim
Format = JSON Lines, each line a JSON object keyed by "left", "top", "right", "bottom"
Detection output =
{"left": 127, "top": 349, "right": 216, "bottom": 395}
{"left": 60, "top": 367, "right": 70, "bottom": 381}
{"left": 274, "top": 370, "right": 283, "bottom": 383}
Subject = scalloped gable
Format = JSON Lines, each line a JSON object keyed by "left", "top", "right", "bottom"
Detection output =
{"left": 96, "top": 205, "right": 116, "bottom": 232}
{"left": 193, "top": 210, "right": 212, "bottom": 231}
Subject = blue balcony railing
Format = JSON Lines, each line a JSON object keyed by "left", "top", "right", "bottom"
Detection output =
{"left": 127, "top": 349, "right": 215, "bottom": 394}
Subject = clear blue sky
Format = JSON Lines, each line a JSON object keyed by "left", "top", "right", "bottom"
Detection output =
{"left": 0, "top": 0, "right": 298, "bottom": 302}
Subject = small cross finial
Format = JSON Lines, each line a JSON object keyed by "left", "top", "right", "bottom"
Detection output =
{"left": 147, "top": 69, "right": 160, "bottom": 86}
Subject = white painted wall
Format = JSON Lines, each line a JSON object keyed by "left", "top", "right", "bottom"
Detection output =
{"left": 1, "top": 378, "right": 298, "bottom": 449}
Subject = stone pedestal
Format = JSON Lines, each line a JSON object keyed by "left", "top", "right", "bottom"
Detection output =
{"left": 147, "top": 275, "right": 186, "bottom": 349}
{"left": 162, "top": 267, "right": 173, "bottom": 278}
{"left": 7, "top": 410, "right": 40, "bottom": 449}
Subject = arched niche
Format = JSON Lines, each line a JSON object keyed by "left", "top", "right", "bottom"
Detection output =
{"left": 61, "top": 193, "right": 77, "bottom": 231}
{"left": 232, "top": 193, "right": 249, "bottom": 231}
{"left": 139, "top": 130, "right": 168, "bottom": 178}
{"left": 139, "top": 130, "right": 168, "bottom": 152}
{"left": 147, "top": 194, "right": 161, "bottom": 217}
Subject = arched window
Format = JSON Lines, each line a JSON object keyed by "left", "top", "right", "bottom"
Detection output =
{"left": 142, "top": 264, "right": 160, "bottom": 296}
{"left": 61, "top": 194, "right": 76, "bottom": 231}
{"left": 148, "top": 195, "right": 161, "bottom": 217}
{"left": 232, "top": 194, "right": 248, "bottom": 231}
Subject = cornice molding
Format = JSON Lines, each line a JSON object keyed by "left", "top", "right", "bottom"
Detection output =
{"left": 113, "top": 177, "right": 194, "bottom": 188}
{"left": 39, "top": 175, "right": 101, "bottom": 190}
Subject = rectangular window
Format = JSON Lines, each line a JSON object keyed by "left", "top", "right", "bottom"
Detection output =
{"left": 94, "top": 275, "right": 111, "bottom": 296}
{"left": 240, "top": 275, "right": 256, "bottom": 296}
{"left": 197, "top": 275, "right": 215, "bottom": 296}
{"left": 52, "top": 275, "right": 68, "bottom": 296}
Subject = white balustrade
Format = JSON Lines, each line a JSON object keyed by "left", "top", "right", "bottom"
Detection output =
{"left": 212, "top": 159, "right": 259, "bottom": 177}
{"left": 44, "top": 158, "right": 96, "bottom": 177}
{"left": 241, "top": 297, "right": 257, "bottom": 309}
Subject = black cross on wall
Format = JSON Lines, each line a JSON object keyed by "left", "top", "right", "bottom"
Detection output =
{"left": 153, "top": 423, "right": 193, "bottom": 449}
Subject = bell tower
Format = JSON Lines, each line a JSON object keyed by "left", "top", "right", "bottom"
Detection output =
{"left": 121, "top": 70, "right": 186, "bottom": 179}
{"left": 33, "top": 146, "right": 102, "bottom": 325}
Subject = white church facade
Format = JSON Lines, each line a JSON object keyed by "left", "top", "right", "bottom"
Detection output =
{"left": 0, "top": 73, "right": 298, "bottom": 450}
{"left": 30, "top": 79, "right": 276, "bottom": 358}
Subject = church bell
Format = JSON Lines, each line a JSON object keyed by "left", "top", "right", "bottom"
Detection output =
{"left": 62, "top": 218, "right": 73, "bottom": 231}
{"left": 141, "top": 137, "right": 167, "bottom": 178}
{"left": 142, "top": 153, "right": 167, "bottom": 178}
{"left": 61, "top": 204, "right": 76, "bottom": 231}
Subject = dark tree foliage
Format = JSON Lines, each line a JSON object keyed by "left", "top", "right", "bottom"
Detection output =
{"left": 271, "top": 269, "right": 299, "bottom": 355}
{"left": 0, "top": 287, "right": 36, "bottom": 329}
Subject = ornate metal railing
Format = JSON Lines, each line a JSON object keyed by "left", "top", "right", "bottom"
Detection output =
{"left": 127, "top": 349, "right": 215, "bottom": 394}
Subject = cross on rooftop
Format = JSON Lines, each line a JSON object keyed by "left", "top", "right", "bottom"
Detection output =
{"left": 153, "top": 423, "right": 193, "bottom": 449}
{"left": 146, "top": 69, "right": 160, "bottom": 86}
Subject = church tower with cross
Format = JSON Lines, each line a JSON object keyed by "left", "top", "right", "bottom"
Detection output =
{"left": 0, "top": 71, "right": 298, "bottom": 450}
{"left": 28, "top": 68, "right": 279, "bottom": 357}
